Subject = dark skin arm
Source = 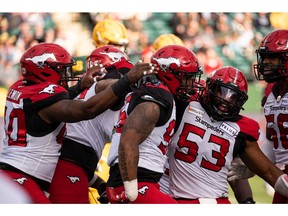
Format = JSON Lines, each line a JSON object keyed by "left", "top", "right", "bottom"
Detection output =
{"left": 229, "top": 179, "right": 254, "bottom": 203}
{"left": 240, "top": 140, "right": 284, "bottom": 187}
{"left": 38, "top": 61, "right": 157, "bottom": 124}
{"left": 118, "top": 101, "right": 160, "bottom": 181}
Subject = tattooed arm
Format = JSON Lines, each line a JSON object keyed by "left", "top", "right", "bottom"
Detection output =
{"left": 118, "top": 101, "right": 160, "bottom": 201}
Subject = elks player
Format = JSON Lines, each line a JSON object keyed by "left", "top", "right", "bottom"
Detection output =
{"left": 106, "top": 45, "right": 203, "bottom": 203}
{"left": 0, "top": 43, "right": 156, "bottom": 203}
{"left": 49, "top": 45, "right": 134, "bottom": 204}
{"left": 168, "top": 66, "right": 288, "bottom": 204}
{"left": 254, "top": 29, "right": 288, "bottom": 203}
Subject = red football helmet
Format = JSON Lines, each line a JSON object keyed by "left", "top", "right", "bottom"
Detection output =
{"left": 20, "top": 43, "right": 75, "bottom": 87}
{"left": 254, "top": 29, "right": 288, "bottom": 83}
{"left": 150, "top": 45, "right": 203, "bottom": 101}
{"left": 202, "top": 66, "right": 248, "bottom": 121}
{"left": 86, "top": 45, "right": 132, "bottom": 78}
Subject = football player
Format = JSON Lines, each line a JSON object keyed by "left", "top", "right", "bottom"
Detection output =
{"left": 0, "top": 42, "right": 156, "bottom": 203}
{"left": 254, "top": 29, "right": 288, "bottom": 203}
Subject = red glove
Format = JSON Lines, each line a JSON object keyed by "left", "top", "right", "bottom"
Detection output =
{"left": 106, "top": 187, "right": 130, "bottom": 204}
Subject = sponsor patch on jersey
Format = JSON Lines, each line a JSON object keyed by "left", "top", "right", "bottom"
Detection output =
{"left": 188, "top": 105, "right": 204, "bottom": 117}
{"left": 219, "top": 122, "right": 238, "bottom": 137}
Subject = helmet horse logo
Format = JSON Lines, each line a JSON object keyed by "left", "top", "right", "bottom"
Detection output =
{"left": 25, "top": 53, "right": 56, "bottom": 69}
{"left": 152, "top": 57, "right": 180, "bottom": 72}
{"left": 99, "top": 51, "right": 128, "bottom": 63}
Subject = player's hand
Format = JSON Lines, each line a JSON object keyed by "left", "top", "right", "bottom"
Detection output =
{"left": 80, "top": 61, "right": 106, "bottom": 89}
{"left": 126, "top": 60, "right": 159, "bottom": 84}
{"left": 106, "top": 187, "right": 130, "bottom": 204}
{"left": 228, "top": 158, "right": 255, "bottom": 181}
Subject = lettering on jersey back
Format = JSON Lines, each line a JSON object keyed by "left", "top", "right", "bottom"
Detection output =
{"left": 7, "top": 88, "right": 22, "bottom": 102}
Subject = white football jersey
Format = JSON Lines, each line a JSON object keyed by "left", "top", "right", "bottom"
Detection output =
{"left": 169, "top": 100, "right": 260, "bottom": 199}
{"left": 0, "top": 80, "right": 68, "bottom": 182}
{"left": 108, "top": 91, "right": 176, "bottom": 174}
{"left": 264, "top": 91, "right": 288, "bottom": 165}
{"left": 65, "top": 83, "right": 118, "bottom": 160}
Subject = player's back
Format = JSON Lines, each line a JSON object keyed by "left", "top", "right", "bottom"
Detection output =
{"left": 65, "top": 82, "right": 119, "bottom": 160}
{"left": 0, "top": 80, "right": 68, "bottom": 182}
{"left": 108, "top": 78, "right": 176, "bottom": 174}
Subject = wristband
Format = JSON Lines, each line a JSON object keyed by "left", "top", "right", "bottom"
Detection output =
{"left": 123, "top": 179, "right": 138, "bottom": 202}
{"left": 274, "top": 174, "right": 288, "bottom": 197}
{"left": 111, "top": 74, "right": 131, "bottom": 98}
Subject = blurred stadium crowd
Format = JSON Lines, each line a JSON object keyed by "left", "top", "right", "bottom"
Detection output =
{"left": 1, "top": 12, "right": 288, "bottom": 90}
{"left": 0, "top": 12, "right": 288, "bottom": 118}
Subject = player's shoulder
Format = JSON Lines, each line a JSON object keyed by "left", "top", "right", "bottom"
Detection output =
{"left": 26, "top": 81, "right": 68, "bottom": 103}
{"left": 236, "top": 115, "right": 260, "bottom": 140}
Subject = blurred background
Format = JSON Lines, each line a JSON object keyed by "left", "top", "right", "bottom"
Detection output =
{"left": 1, "top": 12, "right": 288, "bottom": 203}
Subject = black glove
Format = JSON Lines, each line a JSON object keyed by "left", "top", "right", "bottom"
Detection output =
{"left": 97, "top": 182, "right": 109, "bottom": 204}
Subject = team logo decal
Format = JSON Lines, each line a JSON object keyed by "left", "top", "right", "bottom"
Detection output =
{"left": 66, "top": 176, "right": 80, "bottom": 183}
{"left": 13, "top": 177, "right": 28, "bottom": 185}
{"left": 138, "top": 185, "right": 149, "bottom": 195}
{"left": 39, "top": 84, "right": 58, "bottom": 94}
{"left": 99, "top": 51, "right": 128, "bottom": 63}
{"left": 25, "top": 53, "right": 56, "bottom": 69}
{"left": 152, "top": 57, "right": 180, "bottom": 72}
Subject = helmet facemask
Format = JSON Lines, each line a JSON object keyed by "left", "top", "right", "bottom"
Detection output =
{"left": 46, "top": 60, "right": 76, "bottom": 88}
{"left": 206, "top": 80, "right": 248, "bottom": 121}
{"left": 254, "top": 50, "right": 288, "bottom": 83}
{"left": 172, "top": 68, "right": 204, "bottom": 101}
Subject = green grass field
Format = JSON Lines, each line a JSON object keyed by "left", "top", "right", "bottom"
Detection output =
{"left": 228, "top": 175, "right": 273, "bottom": 204}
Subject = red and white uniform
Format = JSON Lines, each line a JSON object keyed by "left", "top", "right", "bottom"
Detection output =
{"left": 263, "top": 86, "right": 288, "bottom": 203}
{"left": 49, "top": 82, "right": 120, "bottom": 203}
{"left": 66, "top": 82, "right": 116, "bottom": 159}
{"left": 0, "top": 80, "right": 69, "bottom": 203}
{"left": 107, "top": 80, "right": 177, "bottom": 203}
{"left": 169, "top": 100, "right": 259, "bottom": 203}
